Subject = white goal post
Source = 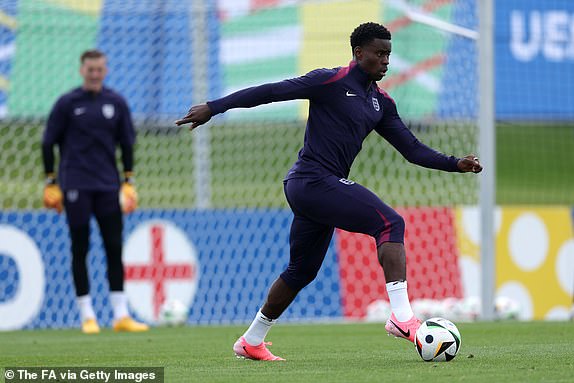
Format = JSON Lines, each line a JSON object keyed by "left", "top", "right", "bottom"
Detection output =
{"left": 477, "top": 0, "right": 496, "bottom": 321}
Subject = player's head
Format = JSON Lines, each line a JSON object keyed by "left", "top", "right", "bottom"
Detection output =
{"left": 80, "top": 49, "right": 107, "bottom": 92}
{"left": 350, "top": 22, "right": 391, "bottom": 81}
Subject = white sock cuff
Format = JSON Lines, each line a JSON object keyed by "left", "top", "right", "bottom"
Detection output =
{"left": 109, "top": 291, "right": 127, "bottom": 303}
{"left": 256, "top": 309, "right": 277, "bottom": 326}
{"left": 386, "top": 280, "right": 407, "bottom": 292}
{"left": 77, "top": 295, "right": 91, "bottom": 304}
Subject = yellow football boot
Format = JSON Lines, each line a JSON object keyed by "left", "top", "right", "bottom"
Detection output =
{"left": 113, "top": 316, "right": 149, "bottom": 332}
{"left": 81, "top": 318, "right": 101, "bottom": 334}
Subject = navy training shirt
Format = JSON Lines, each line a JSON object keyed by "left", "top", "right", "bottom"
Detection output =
{"left": 208, "top": 61, "right": 461, "bottom": 180}
{"left": 42, "top": 87, "right": 135, "bottom": 191}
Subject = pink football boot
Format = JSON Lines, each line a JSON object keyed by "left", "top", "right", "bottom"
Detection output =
{"left": 233, "top": 336, "right": 285, "bottom": 361}
{"left": 385, "top": 313, "right": 421, "bottom": 343}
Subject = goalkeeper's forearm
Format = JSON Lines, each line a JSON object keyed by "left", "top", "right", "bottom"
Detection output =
{"left": 120, "top": 143, "right": 134, "bottom": 175}
{"left": 41, "top": 142, "right": 56, "bottom": 174}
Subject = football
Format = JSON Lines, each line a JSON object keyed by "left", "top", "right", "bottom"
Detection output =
{"left": 414, "top": 317, "right": 461, "bottom": 362}
{"left": 158, "top": 299, "right": 188, "bottom": 326}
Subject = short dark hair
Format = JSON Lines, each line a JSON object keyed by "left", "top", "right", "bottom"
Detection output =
{"left": 350, "top": 22, "right": 391, "bottom": 51}
{"left": 80, "top": 49, "right": 105, "bottom": 63}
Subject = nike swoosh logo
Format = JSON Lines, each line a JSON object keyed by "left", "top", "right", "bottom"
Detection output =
{"left": 390, "top": 320, "right": 410, "bottom": 338}
{"left": 346, "top": 91, "right": 357, "bottom": 97}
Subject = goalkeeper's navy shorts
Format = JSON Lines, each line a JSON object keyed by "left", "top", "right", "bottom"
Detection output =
{"left": 63, "top": 190, "right": 121, "bottom": 228}
{"left": 280, "top": 175, "right": 405, "bottom": 290}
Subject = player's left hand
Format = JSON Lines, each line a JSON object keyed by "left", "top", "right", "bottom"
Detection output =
{"left": 120, "top": 182, "right": 138, "bottom": 214}
{"left": 457, "top": 155, "right": 482, "bottom": 173}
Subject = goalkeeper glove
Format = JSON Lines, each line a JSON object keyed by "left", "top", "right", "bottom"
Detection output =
{"left": 43, "top": 173, "right": 63, "bottom": 213}
{"left": 120, "top": 172, "right": 138, "bottom": 214}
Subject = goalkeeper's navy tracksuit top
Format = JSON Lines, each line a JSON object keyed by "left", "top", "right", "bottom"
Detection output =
{"left": 42, "top": 87, "right": 135, "bottom": 191}
{"left": 207, "top": 60, "right": 462, "bottom": 182}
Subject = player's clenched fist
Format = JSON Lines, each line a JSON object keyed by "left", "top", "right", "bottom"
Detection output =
{"left": 43, "top": 174, "right": 63, "bottom": 213}
{"left": 120, "top": 172, "right": 138, "bottom": 214}
{"left": 457, "top": 155, "right": 483, "bottom": 173}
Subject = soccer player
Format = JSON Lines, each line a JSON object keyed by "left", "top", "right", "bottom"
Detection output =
{"left": 42, "top": 49, "right": 148, "bottom": 334}
{"left": 176, "top": 22, "right": 482, "bottom": 360}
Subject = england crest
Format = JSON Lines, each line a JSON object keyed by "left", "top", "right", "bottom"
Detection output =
{"left": 66, "top": 190, "right": 79, "bottom": 202}
{"left": 372, "top": 97, "right": 380, "bottom": 111}
{"left": 102, "top": 104, "right": 115, "bottom": 119}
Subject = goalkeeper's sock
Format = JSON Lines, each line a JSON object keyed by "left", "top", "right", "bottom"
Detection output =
{"left": 77, "top": 295, "right": 96, "bottom": 321}
{"left": 110, "top": 291, "right": 129, "bottom": 321}
{"left": 243, "top": 309, "right": 276, "bottom": 346}
{"left": 386, "top": 280, "right": 414, "bottom": 322}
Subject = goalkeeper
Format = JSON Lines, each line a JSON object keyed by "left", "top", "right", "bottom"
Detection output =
{"left": 177, "top": 22, "right": 482, "bottom": 361}
{"left": 41, "top": 49, "right": 147, "bottom": 334}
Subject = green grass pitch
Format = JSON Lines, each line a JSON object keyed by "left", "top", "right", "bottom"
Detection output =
{"left": 1, "top": 321, "right": 573, "bottom": 382}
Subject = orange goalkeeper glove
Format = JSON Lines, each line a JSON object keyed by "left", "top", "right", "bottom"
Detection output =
{"left": 120, "top": 172, "right": 138, "bottom": 214}
{"left": 43, "top": 174, "right": 63, "bottom": 213}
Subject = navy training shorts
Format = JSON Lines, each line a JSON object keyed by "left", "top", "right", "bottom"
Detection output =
{"left": 281, "top": 175, "right": 405, "bottom": 290}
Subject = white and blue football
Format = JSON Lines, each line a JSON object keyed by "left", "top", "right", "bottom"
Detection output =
{"left": 415, "top": 317, "right": 461, "bottom": 362}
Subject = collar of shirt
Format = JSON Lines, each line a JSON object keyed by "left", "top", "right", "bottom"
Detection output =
{"left": 347, "top": 60, "right": 377, "bottom": 94}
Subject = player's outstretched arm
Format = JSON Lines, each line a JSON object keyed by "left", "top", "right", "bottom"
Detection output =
{"left": 175, "top": 103, "right": 212, "bottom": 130}
{"left": 175, "top": 71, "right": 331, "bottom": 130}
{"left": 457, "top": 155, "right": 482, "bottom": 173}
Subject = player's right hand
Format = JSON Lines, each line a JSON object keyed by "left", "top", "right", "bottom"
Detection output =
{"left": 175, "top": 103, "right": 212, "bottom": 130}
{"left": 43, "top": 183, "right": 63, "bottom": 213}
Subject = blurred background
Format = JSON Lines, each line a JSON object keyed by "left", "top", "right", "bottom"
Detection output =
{"left": 0, "top": 0, "right": 572, "bottom": 330}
